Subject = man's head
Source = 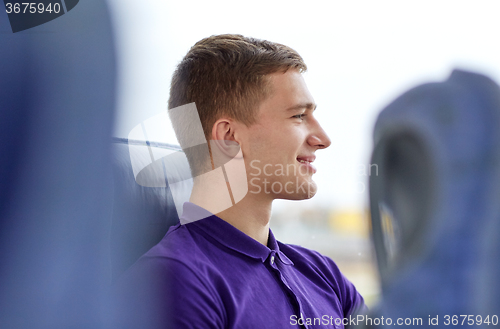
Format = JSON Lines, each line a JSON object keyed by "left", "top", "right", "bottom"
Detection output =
{"left": 168, "top": 34, "right": 307, "bottom": 176}
{"left": 169, "top": 34, "right": 330, "bottom": 201}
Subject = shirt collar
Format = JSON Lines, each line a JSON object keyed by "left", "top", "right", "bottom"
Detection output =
{"left": 181, "top": 202, "right": 293, "bottom": 265}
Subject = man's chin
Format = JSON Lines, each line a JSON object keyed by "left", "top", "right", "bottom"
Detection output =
{"left": 277, "top": 191, "right": 317, "bottom": 201}
{"left": 277, "top": 178, "right": 318, "bottom": 200}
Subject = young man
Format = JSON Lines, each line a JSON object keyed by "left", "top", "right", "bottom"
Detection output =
{"left": 113, "top": 34, "right": 366, "bottom": 328}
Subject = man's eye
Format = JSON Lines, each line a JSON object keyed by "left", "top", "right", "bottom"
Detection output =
{"left": 292, "top": 114, "right": 305, "bottom": 120}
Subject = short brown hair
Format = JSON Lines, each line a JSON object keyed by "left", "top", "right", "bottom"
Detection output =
{"left": 168, "top": 34, "right": 307, "bottom": 175}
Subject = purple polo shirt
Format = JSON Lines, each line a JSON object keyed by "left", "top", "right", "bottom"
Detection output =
{"left": 112, "top": 202, "right": 366, "bottom": 328}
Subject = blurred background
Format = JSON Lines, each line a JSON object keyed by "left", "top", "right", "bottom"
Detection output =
{"left": 107, "top": 0, "right": 500, "bottom": 307}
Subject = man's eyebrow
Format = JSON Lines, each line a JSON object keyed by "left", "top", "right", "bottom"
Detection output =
{"left": 285, "top": 103, "right": 317, "bottom": 111}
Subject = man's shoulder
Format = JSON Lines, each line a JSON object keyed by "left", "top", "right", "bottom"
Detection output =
{"left": 110, "top": 223, "right": 224, "bottom": 328}
{"left": 144, "top": 223, "right": 196, "bottom": 257}
{"left": 277, "top": 241, "right": 345, "bottom": 280}
{"left": 139, "top": 222, "right": 212, "bottom": 268}
{"left": 278, "top": 240, "right": 368, "bottom": 315}
{"left": 113, "top": 222, "right": 218, "bottom": 295}
{"left": 278, "top": 241, "right": 337, "bottom": 266}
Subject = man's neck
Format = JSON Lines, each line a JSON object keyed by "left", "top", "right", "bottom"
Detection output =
{"left": 189, "top": 178, "right": 273, "bottom": 246}
{"left": 215, "top": 194, "right": 272, "bottom": 246}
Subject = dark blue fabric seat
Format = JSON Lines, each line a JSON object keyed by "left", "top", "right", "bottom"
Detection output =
{"left": 0, "top": 1, "right": 116, "bottom": 327}
{"left": 109, "top": 138, "right": 181, "bottom": 283}
{"left": 369, "top": 69, "right": 500, "bottom": 324}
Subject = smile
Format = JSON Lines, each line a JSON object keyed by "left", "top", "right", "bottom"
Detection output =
{"left": 296, "top": 156, "right": 317, "bottom": 174}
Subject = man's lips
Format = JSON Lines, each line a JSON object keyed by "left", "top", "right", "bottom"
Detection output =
{"left": 296, "top": 155, "right": 317, "bottom": 173}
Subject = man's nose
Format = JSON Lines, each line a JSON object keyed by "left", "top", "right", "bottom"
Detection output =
{"left": 308, "top": 121, "right": 331, "bottom": 149}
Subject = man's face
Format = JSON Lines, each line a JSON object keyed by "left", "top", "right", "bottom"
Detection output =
{"left": 238, "top": 69, "right": 331, "bottom": 200}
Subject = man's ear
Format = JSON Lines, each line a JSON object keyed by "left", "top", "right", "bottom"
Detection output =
{"left": 210, "top": 118, "right": 242, "bottom": 164}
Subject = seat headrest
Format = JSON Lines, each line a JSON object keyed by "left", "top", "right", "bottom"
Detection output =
{"left": 370, "top": 69, "right": 500, "bottom": 318}
{"left": 109, "top": 138, "right": 187, "bottom": 282}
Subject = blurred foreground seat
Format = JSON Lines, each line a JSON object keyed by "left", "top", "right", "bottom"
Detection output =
{"left": 0, "top": 1, "right": 116, "bottom": 328}
{"left": 0, "top": 2, "right": 188, "bottom": 327}
{"left": 369, "top": 70, "right": 500, "bottom": 328}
